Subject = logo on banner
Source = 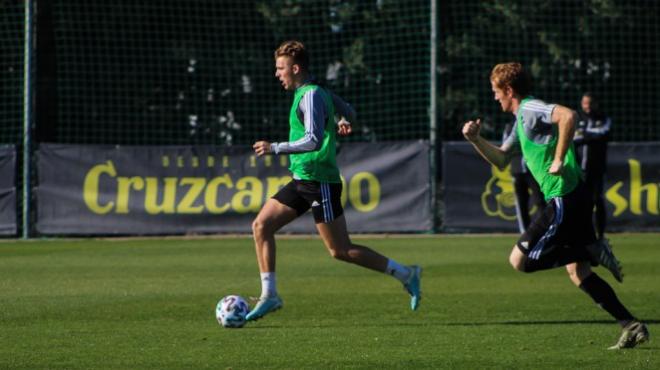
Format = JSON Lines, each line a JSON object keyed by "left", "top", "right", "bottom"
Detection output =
{"left": 606, "top": 159, "right": 659, "bottom": 217}
{"left": 82, "top": 159, "right": 382, "bottom": 215}
{"left": 481, "top": 164, "right": 541, "bottom": 221}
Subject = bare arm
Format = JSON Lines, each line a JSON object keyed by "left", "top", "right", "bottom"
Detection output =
{"left": 462, "top": 119, "right": 515, "bottom": 169}
{"left": 549, "top": 105, "right": 578, "bottom": 175}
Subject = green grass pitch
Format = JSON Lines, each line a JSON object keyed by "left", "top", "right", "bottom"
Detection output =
{"left": 1, "top": 234, "right": 658, "bottom": 369}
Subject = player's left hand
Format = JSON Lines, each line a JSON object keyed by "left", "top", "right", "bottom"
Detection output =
{"left": 548, "top": 159, "right": 563, "bottom": 175}
{"left": 253, "top": 141, "right": 271, "bottom": 156}
{"left": 337, "top": 118, "right": 352, "bottom": 136}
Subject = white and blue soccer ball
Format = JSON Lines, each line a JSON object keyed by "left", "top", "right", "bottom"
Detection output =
{"left": 216, "top": 295, "right": 249, "bottom": 328}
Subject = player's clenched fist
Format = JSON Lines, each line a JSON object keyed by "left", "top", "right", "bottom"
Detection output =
{"left": 253, "top": 141, "right": 271, "bottom": 156}
{"left": 462, "top": 118, "right": 482, "bottom": 142}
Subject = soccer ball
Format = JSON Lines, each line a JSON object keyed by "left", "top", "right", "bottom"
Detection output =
{"left": 216, "top": 295, "right": 250, "bottom": 328}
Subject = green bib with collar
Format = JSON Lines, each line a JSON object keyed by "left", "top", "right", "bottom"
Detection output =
{"left": 516, "top": 97, "right": 581, "bottom": 200}
{"left": 288, "top": 84, "right": 340, "bottom": 183}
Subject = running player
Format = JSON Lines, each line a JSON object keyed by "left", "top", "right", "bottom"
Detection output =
{"left": 246, "top": 40, "right": 421, "bottom": 322}
{"left": 462, "top": 62, "right": 648, "bottom": 349}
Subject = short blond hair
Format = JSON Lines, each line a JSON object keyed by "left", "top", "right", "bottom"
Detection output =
{"left": 490, "top": 62, "right": 532, "bottom": 97}
{"left": 274, "top": 40, "right": 309, "bottom": 70}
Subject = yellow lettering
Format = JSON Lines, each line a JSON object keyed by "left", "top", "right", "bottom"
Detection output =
{"left": 340, "top": 176, "right": 347, "bottom": 207}
{"left": 83, "top": 161, "right": 116, "bottom": 214}
{"left": 349, "top": 172, "right": 380, "bottom": 212}
{"left": 144, "top": 177, "right": 177, "bottom": 214}
{"left": 232, "top": 176, "right": 263, "bottom": 213}
{"left": 116, "top": 177, "right": 145, "bottom": 214}
{"left": 177, "top": 156, "right": 184, "bottom": 168}
{"left": 606, "top": 182, "right": 628, "bottom": 217}
{"left": 177, "top": 178, "right": 206, "bottom": 214}
{"left": 205, "top": 174, "right": 233, "bottom": 214}
{"left": 207, "top": 156, "right": 215, "bottom": 167}
{"left": 265, "top": 176, "right": 292, "bottom": 198}
{"left": 629, "top": 159, "right": 659, "bottom": 215}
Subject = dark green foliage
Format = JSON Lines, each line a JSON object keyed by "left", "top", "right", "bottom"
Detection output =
{"left": 3, "top": 1, "right": 660, "bottom": 145}
{"left": 439, "top": 0, "right": 660, "bottom": 141}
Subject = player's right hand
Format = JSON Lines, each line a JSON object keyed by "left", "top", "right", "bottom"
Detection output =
{"left": 462, "top": 119, "right": 481, "bottom": 142}
{"left": 253, "top": 141, "right": 271, "bottom": 156}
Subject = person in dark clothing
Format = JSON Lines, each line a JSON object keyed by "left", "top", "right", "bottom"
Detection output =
{"left": 574, "top": 92, "right": 611, "bottom": 240}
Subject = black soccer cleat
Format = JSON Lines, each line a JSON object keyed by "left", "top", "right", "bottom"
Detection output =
{"left": 608, "top": 321, "right": 650, "bottom": 349}
{"left": 586, "top": 239, "right": 623, "bottom": 283}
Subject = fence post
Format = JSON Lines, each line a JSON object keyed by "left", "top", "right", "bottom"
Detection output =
{"left": 429, "top": 0, "right": 438, "bottom": 232}
{"left": 22, "top": 0, "right": 35, "bottom": 238}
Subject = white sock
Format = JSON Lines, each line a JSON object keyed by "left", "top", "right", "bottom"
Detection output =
{"left": 386, "top": 259, "right": 411, "bottom": 283}
{"left": 260, "top": 272, "right": 277, "bottom": 298}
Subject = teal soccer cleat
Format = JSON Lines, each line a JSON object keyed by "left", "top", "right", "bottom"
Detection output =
{"left": 403, "top": 265, "right": 422, "bottom": 311}
{"left": 245, "top": 295, "right": 283, "bottom": 321}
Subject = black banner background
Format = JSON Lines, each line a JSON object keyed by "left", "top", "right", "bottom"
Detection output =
{"left": 0, "top": 145, "right": 16, "bottom": 235}
{"left": 36, "top": 142, "right": 430, "bottom": 235}
{"left": 443, "top": 142, "right": 660, "bottom": 232}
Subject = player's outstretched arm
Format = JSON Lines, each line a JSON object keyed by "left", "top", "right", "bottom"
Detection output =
{"left": 462, "top": 118, "right": 513, "bottom": 169}
{"left": 549, "top": 105, "right": 578, "bottom": 175}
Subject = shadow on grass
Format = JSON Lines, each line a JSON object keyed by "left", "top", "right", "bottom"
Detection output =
{"left": 446, "top": 319, "right": 660, "bottom": 327}
{"left": 244, "top": 319, "right": 659, "bottom": 329}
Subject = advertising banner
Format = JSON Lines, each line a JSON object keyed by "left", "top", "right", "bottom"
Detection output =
{"left": 36, "top": 142, "right": 430, "bottom": 235}
{"left": 602, "top": 143, "right": 660, "bottom": 230}
{"left": 443, "top": 142, "right": 660, "bottom": 232}
{"left": 0, "top": 145, "right": 16, "bottom": 235}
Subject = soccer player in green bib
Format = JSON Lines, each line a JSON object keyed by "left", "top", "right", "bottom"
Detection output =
{"left": 462, "top": 62, "right": 648, "bottom": 349}
{"left": 247, "top": 40, "right": 421, "bottom": 321}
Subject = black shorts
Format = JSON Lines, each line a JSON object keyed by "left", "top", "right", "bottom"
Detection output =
{"left": 517, "top": 181, "right": 597, "bottom": 259}
{"left": 272, "top": 179, "right": 344, "bottom": 223}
